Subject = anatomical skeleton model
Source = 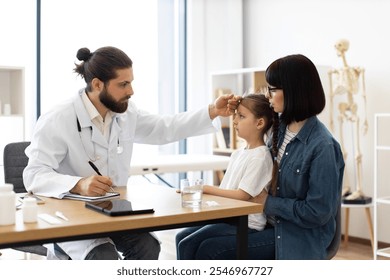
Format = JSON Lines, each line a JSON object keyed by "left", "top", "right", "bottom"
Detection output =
{"left": 328, "top": 39, "right": 368, "bottom": 201}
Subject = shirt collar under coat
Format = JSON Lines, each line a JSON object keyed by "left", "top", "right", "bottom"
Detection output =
{"left": 73, "top": 88, "right": 122, "bottom": 149}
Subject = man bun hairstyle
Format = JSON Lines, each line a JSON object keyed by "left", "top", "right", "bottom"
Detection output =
{"left": 76, "top": 47, "right": 93, "bottom": 62}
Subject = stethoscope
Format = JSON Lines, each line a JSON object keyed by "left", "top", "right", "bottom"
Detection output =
{"left": 77, "top": 117, "right": 123, "bottom": 162}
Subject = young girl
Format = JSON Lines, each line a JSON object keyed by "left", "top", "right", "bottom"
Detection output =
{"left": 175, "top": 93, "right": 274, "bottom": 260}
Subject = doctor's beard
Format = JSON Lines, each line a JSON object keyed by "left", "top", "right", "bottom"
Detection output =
{"left": 99, "top": 86, "right": 129, "bottom": 113}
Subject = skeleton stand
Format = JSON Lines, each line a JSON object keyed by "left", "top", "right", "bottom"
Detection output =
{"left": 328, "top": 39, "right": 368, "bottom": 201}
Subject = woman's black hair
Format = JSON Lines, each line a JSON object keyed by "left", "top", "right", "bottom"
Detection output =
{"left": 266, "top": 54, "right": 325, "bottom": 195}
{"left": 265, "top": 54, "right": 325, "bottom": 124}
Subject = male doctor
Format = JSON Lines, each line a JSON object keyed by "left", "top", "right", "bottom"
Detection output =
{"left": 23, "top": 46, "right": 238, "bottom": 260}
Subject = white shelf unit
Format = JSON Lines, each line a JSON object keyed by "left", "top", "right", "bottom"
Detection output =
{"left": 373, "top": 113, "right": 390, "bottom": 259}
{"left": 0, "top": 66, "right": 25, "bottom": 184}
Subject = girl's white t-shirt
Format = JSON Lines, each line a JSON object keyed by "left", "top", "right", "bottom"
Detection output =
{"left": 220, "top": 145, "right": 273, "bottom": 231}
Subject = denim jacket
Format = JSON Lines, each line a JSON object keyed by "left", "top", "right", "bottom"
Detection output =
{"left": 264, "top": 116, "right": 344, "bottom": 259}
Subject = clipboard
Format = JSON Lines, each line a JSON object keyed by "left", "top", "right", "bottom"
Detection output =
{"left": 85, "top": 199, "right": 154, "bottom": 216}
{"left": 63, "top": 191, "right": 120, "bottom": 202}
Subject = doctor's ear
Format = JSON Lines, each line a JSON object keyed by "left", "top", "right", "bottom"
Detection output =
{"left": 91, "top": 78, "right": 104, "bottom": 91}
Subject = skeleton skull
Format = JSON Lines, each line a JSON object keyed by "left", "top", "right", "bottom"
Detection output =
{"left": 335, "top": 39, "right": 349, "bottom": 56}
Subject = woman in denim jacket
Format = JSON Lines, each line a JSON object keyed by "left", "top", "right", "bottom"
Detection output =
{"left": 194, "top": 54, "right": 344, "bottom": 260}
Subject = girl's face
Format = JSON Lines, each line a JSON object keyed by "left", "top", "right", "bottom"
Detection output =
{"left": 266, "top": 86, "right": 284, "bottom": 113}
{"left": 233, "top": 104, "right": 263, "bottom": 145}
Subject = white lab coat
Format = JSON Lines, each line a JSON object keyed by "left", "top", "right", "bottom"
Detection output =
{"left": 23, "top": 89, "right": 220, "bottom": 259}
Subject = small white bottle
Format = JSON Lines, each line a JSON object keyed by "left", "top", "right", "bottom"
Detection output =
{"left": 22, "top": 197, "right": 38, "bottom": 223}
{"left": 0, "top": 183, "right": 16, "bottom": 226}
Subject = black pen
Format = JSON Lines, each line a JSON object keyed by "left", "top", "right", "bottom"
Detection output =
{"left": 88, "top": 160, "right": 102, "bottom": 175}
{"left": 88, "top": 161, "right": 115, "bottom": 192}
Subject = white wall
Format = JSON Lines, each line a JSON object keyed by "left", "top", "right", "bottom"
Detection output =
{"left": 0, "top": 0, "right": 36, "bottom": 137}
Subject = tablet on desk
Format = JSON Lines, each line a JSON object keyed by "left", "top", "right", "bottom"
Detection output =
{"left": 85, "top": 199, "right": 154, "bottom": 216}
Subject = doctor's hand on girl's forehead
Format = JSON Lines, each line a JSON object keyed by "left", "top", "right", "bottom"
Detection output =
{"left": 227, "top": 95, "right": 242, "bottom": 113}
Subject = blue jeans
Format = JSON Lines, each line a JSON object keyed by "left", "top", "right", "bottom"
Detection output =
{"left": 176, "top": 223, "right": 275, "bottom": 260}
{"left": 111, "top": 232, "right": 160, "bottom": 260}
{"left": 84, "top": 233, "right": 160, "bottom": 260}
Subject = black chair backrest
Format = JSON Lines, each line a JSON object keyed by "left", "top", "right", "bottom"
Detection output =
{"left": 3, "top": 141, "right": 31, "bottom": 193}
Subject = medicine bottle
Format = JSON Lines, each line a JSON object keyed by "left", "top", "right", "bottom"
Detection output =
{"left": 22, "top": 197, "right": 38, "bottom": 223}
{"left": 0, "top": 183, "right": 16, "bottom": 226}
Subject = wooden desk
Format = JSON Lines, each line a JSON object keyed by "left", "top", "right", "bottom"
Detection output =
{"left": 0, "top": 184, "right": 262, "bottom": 259}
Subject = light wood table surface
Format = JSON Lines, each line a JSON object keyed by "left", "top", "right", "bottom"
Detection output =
{"left": 0, "top": 184, "right": 263, "bottom": 259}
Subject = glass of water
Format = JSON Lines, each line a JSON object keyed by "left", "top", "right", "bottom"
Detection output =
{"left": 180, "top": 178, "right": 203, "bottom": 208}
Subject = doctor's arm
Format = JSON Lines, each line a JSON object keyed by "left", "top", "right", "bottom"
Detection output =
{"left": 131, "top": 94, "right": 240, "bottom": 145}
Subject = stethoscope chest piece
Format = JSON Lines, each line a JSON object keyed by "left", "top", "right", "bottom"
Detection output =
{"left": 117, "top": 145, "right": 124, "bottom": 154}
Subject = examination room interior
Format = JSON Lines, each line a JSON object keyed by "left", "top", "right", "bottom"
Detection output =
{"left": 1, "top": 0, "right": 390, "bottom": 260}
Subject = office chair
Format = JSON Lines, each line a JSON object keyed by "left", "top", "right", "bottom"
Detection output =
{"left": 3, "top": 141, "right": 47, "bottom": 257}
{"left": 3, "top": 141, "right": 70, "bottom": 259}
{"left": 326, "top": 203, "right": 341, "bottom": 259}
